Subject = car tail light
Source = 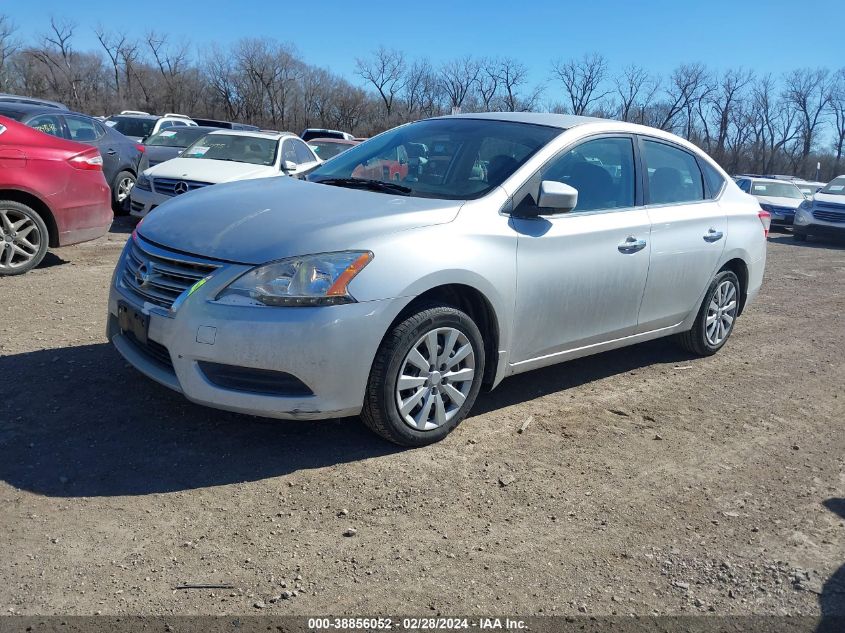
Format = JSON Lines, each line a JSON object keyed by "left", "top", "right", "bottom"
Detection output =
{"left": 68, "top": 148, "right": 103, "bottom": 171}
{"left": 135, "top": 144, "right": 145, "bottom": 153}
{"left": 758, "top": 209, "right": 771, "bottom": 238}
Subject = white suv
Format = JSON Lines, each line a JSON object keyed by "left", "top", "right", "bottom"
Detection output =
{"left": 129, "top": 129, "right": 321, "bottom": 218}
{"left": 105, "top": 111, "right": 197, "bottom": 142}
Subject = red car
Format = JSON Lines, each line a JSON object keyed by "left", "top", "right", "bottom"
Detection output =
{"left": 0, "top": 115, "right": 112, "bottom": 275}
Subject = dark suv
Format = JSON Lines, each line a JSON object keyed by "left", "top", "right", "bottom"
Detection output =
{"left": 0, "top": 103, "right": 142, "bottom": 212}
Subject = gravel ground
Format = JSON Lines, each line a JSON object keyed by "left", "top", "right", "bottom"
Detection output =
{"left": 0, "top": 220, "right": 843, "bottom": 617}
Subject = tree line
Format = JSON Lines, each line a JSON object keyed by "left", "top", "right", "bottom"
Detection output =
{"left": 1, "top": 15, "right": 844, "bottom": 180}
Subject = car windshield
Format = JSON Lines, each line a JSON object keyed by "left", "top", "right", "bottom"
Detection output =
{"left": 820, "top": 176, "right": 845, "bottom": 195}
{"left": 308, "top": 118, "right": 561, "bottom": 200}
{"left": 146, "top": 127, "right": 212, "bottom": 148}
{"left": 751, "top": 181, "right": 804, "bottom": 199}
{"left": 309, "top": 140, "right": 354, "bottom": 161}
{"left": 181, "top": 134, "right": 279, "bottom": 166}
{"left": 106, "top": 116, "right": 155, "bottom": 138}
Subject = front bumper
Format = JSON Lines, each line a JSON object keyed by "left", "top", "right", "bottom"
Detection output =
{"left": 107, "top": 243, "right": 404, "bottom": 420}
{"left": 769, "top": 210, "right": 795, "bottom": 226}
{"left": 793, "top": 223, "right": 845, "bottom": 240}
{"left": 128, "top": 186, "right": 168, "bottom": 218}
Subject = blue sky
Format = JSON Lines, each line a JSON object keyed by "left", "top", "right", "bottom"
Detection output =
{"left": 4, "top": 0, "right": 843, "bottom": 92}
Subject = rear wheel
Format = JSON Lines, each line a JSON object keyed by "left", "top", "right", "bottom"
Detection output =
{"left": 677, "top": 270, "right": 740, "bottom": 356}
{"left": 112, "top": 170, "right": 135, "bottom": 215}
{"left": 0, "top": 201, "right": 49, "bottom": 276}
{"left": 362, "top": 305, "right": 485, "bottom": 446}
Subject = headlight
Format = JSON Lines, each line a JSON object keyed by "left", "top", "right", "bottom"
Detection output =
{"left": 216, "top": 251, "right": 373, "bottom": 307}
{"left": 798, "top": 200, "right": 812, "bottom": 211}
{"left": 135, "top": 174, "right": 151, "bottom": 191}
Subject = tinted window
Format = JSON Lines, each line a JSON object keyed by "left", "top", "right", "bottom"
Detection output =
{"left": 107, "top": 116, "right": 155, "bottom": 138}
{"left": 28, "top": 114, "right": 64, "bottom": 138}
{"left": 541, "top": 137, "right": 636, "bottom": 212}
{"left": 291, "top": 138, "right": 316, "bottom": 164}
{"left": 642, "top": 140, "right": 704, "bottom": 204}
{"left": 310, "top": 141, "right": 353, "bottom": 160}
{"left": 701, "top": 161, "right": 725, "bottom": 197}
{"left": 309, "top": 118, "right": 559, "bottom": 200}
{"left": 751, "top": 181, "right": 804, "bottom": 199}
{"left": 65, "top": 115, "right": 101, "bottom": 142}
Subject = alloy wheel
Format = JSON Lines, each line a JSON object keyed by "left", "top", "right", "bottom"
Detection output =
{"left": 705, "top": 279, "right": 738, "bottom": 346}
{"left": 116, "top": 176, "right": 135, "bottom": 202}
{"left": 0, "top": 208, "right": 41, "bottom": 271}
{"left": 395, "top": 327, "right": 476, "bottom": 431}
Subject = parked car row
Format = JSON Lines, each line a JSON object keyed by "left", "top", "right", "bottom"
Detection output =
{"left": 735, "top": 173, "right": 845, "bottom": 241}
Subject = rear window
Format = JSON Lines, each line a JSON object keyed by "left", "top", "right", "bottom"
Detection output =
{"left": 107, "top": 116, "right": 155, "bottom": 138}
{"left": 310, "top": 141, "right": 353, "bottom": 160}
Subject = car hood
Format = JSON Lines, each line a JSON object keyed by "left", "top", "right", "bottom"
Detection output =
{"left": 146, "top": 157, "right": 278, "bottom": 183}
{"left": 813, "top": 192, "right": 845, "bottom": 207}
{"left": 137, "top": 176, "right": 462, "bottom": 265}
{"left": 755, "top": 195, "right": 803, "bottom": 209}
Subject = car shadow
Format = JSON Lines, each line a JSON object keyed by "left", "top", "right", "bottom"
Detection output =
{"left": 109, "top": 215, "right": 137, "bottom": 235}
{"left": 36, "top": 252, "right": 69, "bottom": 270}
{"left": 818, "top": 499, "right": 845, "bottom": 627}
{"left": 0, "top": 338, "right": 694, "bottom": 498}
{"left": 473, "top": 337, "right": 693, "bottom": 415}
{"left": 0, "top": 343, "right": 400, "bottom": 498}
{"left": 768, "top": 234, "right": 845, "bottom": 249}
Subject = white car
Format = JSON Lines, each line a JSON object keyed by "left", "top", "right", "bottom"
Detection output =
{"left": 105, "top": 112, "right": 197, "bottom": 142}
{"left": 734, "top": 176, "right": 805, "bottom": 227}
{"left": 129, "top": 130, "right": 321, "bottom": 218}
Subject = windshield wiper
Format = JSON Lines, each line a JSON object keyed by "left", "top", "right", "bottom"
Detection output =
{"left": 314, "top": 177, "right": 412, "bottom": 195}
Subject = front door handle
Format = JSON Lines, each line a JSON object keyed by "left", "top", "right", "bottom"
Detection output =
{"left": 703, "top": 228, "right": 724, "bottom": 242}
{"left": 617, "top": 236, "right": 647, "bottom": 254}
{"left": 107, "top": 149, "right": 117, "bottom": 155}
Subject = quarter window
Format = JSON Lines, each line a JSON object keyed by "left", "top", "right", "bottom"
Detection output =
{"left": 642, "top": 140, "right": 704, "bottom": 204}
{"left": 701, "top": 161, "right": 726, "bottom": 198}
{"left": 541, "top": 137, "right": 636, "bottom": 212}
{"left": 65, "top": 115, "right": 101, "bottom": 142}
{"left": 291, "top": 138, "right": 315, "bottom": 164}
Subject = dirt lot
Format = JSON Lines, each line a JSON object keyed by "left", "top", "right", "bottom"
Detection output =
{"left": 1, "top": 219, "right": 843, "bottom": 617}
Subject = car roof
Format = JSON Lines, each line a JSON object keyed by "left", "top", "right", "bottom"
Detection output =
{"left": 109, "top": 113, "right": 159, "bottom": 120}
{"left": 206, "top": 129, "right": 291, "bottom": 140}
{"left": 438, "top": 112, "right": 607, "bottom": 129}
{"left": 0, "top": 102, "right": 59, "bottom": 117}
{"left": 0, "top": 93, "right": 67, "bottom": 109}
{"left": 749, "top": 177, "right": 801, "bottom": 185}
{"left": 308, "top": 137, "right": 358, "bottom": 145}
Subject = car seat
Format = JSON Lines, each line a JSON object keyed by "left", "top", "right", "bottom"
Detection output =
{"left": 650, "top": 167, "right": 684, "bottom": 204}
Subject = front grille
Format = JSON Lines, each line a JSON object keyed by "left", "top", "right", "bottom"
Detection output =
{"left": 121, "top": 237, "right": 220, "bottom": 309}
{"left": 152, "top": 177, "right": 212, "bottom": 197}
{"left": 813, "top": 208, "right": 845, "bottom": 224}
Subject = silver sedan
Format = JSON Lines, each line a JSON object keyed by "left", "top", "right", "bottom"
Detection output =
{"left": 107, "top": 113, "right": 768, "bottom": 446}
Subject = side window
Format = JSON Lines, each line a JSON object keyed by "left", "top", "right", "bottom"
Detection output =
{"left": 642, "top": 139, "right": 704, "bottom": 204}
{"left": 65, "top": 115, "right": 101, "bottom": 142}
{"left": 282, "top": 139, "right": 299, "bottom": 165}
{"left": 291, "top": 138, "right": 315, "bottom": 164}
{"left": 736, "top": 178, "right": 751, "bottom": 193}
{"left": 541, "top": 137, "right": 636, "bottom": 212}
{"left": 28, "top": 114, "right": 65, "bottom": 139}
{"left": 171, "top": 120, "right": 186, "bottom": 127}
{"left": 701, "top": 160, "right": 726, "bottom": 198}
{"left": 159, "top": 120, "right": 174, "bottom": 130}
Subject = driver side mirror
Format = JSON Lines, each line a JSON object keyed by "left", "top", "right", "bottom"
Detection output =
{"left": 283, "top": 160, "right": 298, "bottom": 173}
{"left": 537, "top": 180, "right": 578, "bottom": 214}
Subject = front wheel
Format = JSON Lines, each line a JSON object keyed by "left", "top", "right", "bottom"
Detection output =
{"left": 112, "top": 170, "right": 135, "bottom": 215}
{"left": 0, "top": 201, "right": 49, "bottom": 276}
{"left": 676, "top": 270, "right": 741, "bottom": 356}
{"left": 362, "top": 305, "right": 485, "bottom": 446}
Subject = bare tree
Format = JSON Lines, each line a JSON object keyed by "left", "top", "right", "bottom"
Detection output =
{"left": 0, "top": 14, "right": 18, "bottom": 91}
{"left": 475, "top": 57, "right": 500, "bottom": 110}
{"left": 831, "top": 68, "right": 845, "bottom": 175}
{"left": 355, "top": 46, "right": 405, "bottom": 118}
{"left": 439, "top": 56, "right": 479, "bottom": 113}
{"left": 700, "top": 68, "right": 754, "bottom": 160}
{"left": 498, "top": 57, "right": 537, "bottom": 112}
{"left": 784, "top": 68, "right": 833, "bottom": 158}
{"left": 659, "top": 63, "right": 710, "bottom": 134}
{"left": 613, "top": 64, "right": 659, "bottom": 123}
{"left": 401, "top": 58, "right": 433, "bottom": 118}
{"left": 31, "top": 17, "right": 82, "bottom": 106}
{"left": 550, "top": 52, "right": 610, "bottom": 115}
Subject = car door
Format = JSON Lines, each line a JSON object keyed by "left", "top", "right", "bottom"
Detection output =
{"left": 635, "top": 137, "right": 727, "bottom": 332}
{"left": 281, "top": 138, "right": 321, "bottom": 177}
{"left": 64, "top": 114, "right": 119, "bottom": 183}
{"left": 509, "top": 135, "right": 652, "bottom": 364}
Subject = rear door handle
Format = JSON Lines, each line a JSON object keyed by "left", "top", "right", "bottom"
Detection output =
{"left": 703, "top": 228, "right": 724, "bottom": 242}
{"left": 107, "top": 149, "right": 117, "bottom": 155}
{"left": 617, "top": 236, "right": 647, "bottom": 254}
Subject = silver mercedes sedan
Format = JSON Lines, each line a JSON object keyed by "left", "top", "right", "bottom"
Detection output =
{"left": 107, "top": 113, "right": 769, "bottom": 446}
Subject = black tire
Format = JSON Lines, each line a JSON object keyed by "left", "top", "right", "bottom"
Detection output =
{"left": 794, "top": 232, "right": 808, "bottom": 242}
{"left": 111, "top": 170, "right": 135, "bottom": 215}
{"left": 676, "top": 269, "right": 741, "bottom": 357}
{"left": 0, "top": 200, "right": 49, "bottom": 276}
{"left": 362, "top": 304, "right": 485, "bottom": 446}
